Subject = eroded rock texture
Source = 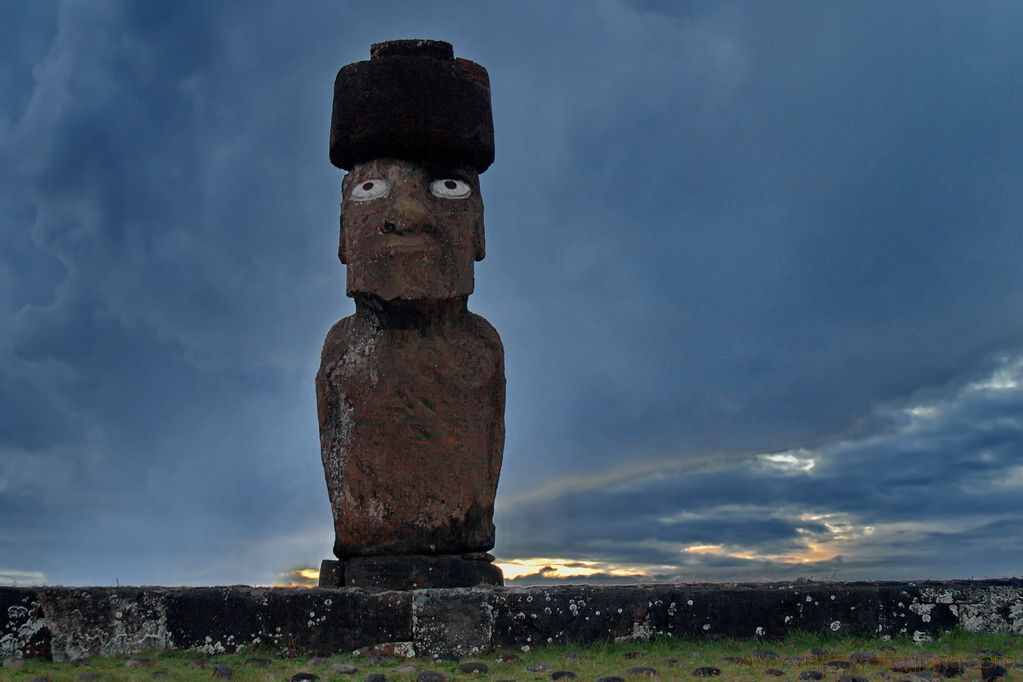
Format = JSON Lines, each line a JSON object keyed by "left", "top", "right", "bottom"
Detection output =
{"left": 317, "top": 300, "right": 504, "bottom": 557}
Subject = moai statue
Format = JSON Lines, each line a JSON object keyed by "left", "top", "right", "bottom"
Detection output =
{"left": 316, "top": 40, "right": 505, "bottom": 590}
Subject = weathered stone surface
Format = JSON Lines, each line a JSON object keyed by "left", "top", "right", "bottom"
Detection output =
{"left": 318, "top": 299, "right": 505, "bottom": 559}
{"left": 319, "top": 559, "right": 344, "bottom": 587}
{"left": 2, "top": 580, "right": 1022, "bottom": 661}
{"left": 344, "top": 555, "right": 503, "bottom": 591}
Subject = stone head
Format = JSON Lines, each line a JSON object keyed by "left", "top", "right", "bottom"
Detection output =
{"left": 329, "top": 39, "right": 494, "bottom": 302}
{"left": 339, "top": 158, "right": 484, "bottom": 301}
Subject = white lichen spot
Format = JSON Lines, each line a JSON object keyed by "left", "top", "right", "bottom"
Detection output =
{"left": 756, "top": 626, "right": 765, "bottom": 636}
{"left": 687, "top": 600, "right": 694, "bottom": 606}
{"left": 703, "top": 624, "right": 711, "bottom": 631}
{"left": 806, "top": 596, "right": 813, "bottom": 603}
{"left": 784, "top": 616, "right": 792, "bottom": 624}
{"left": 913, "top": 631, "right": 932, "bottom": 643}
{"left": 521, "top": 645, "right": 530, "bottom": 652}
{"left": 830, "top": 621, "right": 841, "bottom": 631}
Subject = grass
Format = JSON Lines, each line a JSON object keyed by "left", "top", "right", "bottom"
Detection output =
{"left": 1, "top": 630, "right": 1020, "bottom": 681}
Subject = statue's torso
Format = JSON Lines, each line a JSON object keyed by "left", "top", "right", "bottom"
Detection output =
{"left": 316, "top": 307, "right": 504, "bottom": 558}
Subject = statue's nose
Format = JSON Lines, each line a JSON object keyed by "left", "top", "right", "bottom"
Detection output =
{"left": 383, "top": 195, "right": 435, "bottom": 235}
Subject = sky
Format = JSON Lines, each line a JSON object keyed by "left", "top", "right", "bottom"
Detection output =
{"left": 1, "top": 0, "right": 1022, "bottom": 587}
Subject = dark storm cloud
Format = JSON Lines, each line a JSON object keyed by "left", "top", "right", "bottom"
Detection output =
{"left": 1, "top": 1, "right": 1022, "bottom": 585}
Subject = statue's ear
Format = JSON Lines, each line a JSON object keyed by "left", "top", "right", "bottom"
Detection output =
{"left": 474, "top": 211, "right": 485, "bottom": 261}
{"left": 339, "top": 211, "right": 348, "bottom": 264}
{"left": 338, "top": 175, "right": 348, "bottom": 263}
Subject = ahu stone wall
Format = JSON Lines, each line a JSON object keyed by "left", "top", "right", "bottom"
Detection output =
{"left": 2, "top": 580, "right": 1021, "bottom": 662}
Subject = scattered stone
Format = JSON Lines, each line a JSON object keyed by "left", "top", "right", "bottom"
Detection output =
{"left": 459, "top": 662, "right": 489, "bottom": 674}
{"left": 497, "top": 654, "right": 519, "bottom": 663}
{"left": 395, "top": 664, "right": 417, "bottom": 674}
{"left": 977, "top": 651, "right": 1004, "bottom": 658}
{"left": 125, "top": 658, "right": 154, "bottom": 669}
{"left": 690, "top": 667, "right": 718, "bottom": 677}
{"left": 527, "top": 663, "right": 552, "bottom": 673}
{"left": 765, "top": 669, "right": 785, "bottom": 676}
{"left": 365, "top": 675, "right": 387, "bottom": 682}
{"left": 908, "top": 673, "right": 939, "bottom": 682}
{"left": 665, "top": 658, "right": 681, "bottom": 665}
{"left": 291, "top": 673, "right": 320, "bottom": 682}
{"left": 798, "top": 672, "right": 824, "bottom": 681}
{"left": 191, "top": 658, "right": 211, "bottom": 668}
{"left": 838, "top": 676, "right": 869, "bottom": 682}
{"left": 308, "top": 657, "right": 329, "bottom": 666}
{"left": 78, "top": 675, "right": 101, "bottom": 682}
{"left": 722, "top": 656, "right": 747, "bottom": 665}
{"left": 892, "top": 658, "right": 929, "bottom": 673}
{"left": 628, "top": 668, "right": 657, "bottom": 677}
{"left": 246, "top": 657, "right": 272, "bottom": 667}
{"left": 980, "top": 661, "right": 1007, "bottom": 681}
{"left": 851, "top": 651, "right": 880, "bottom": 665}
{"left": 152, "top": 673, "right": 168, "bottom": 679}
{"left": 212, "top": 664, "right": 234, "bottom": 678}
{"left": 750, "top": 649, "right": 779, "bottom": 660}
{"left": 3, "top": 658, "right": 25, "bottom": 669}
{"left": 785, "top": 656, "right": 804, "bottom": 666}
{"left": 331, "top": 663, "right": 359, "bottom": 674}
{"left": 825, "top": 660, "right": 852, "bottom": 671}
{"left": 624, "top": 651, "right": 642, "bottom": 659}
{"left": 564, "top": 653, "right": 584, "bottom": 660}
{"left": 551, "top": 672, "right": 577, "bottom": 680}
{"left": 417, "top": 671, "right": 446, "bottom": 682}
{"left": 932, "top": 661, "right": 964, "bottom": 678}
{"left": 30, "top": 677, "right": 51, "bottom": 682}
{"left": 807, "top": 648, "right": 830, "bottom": 658}
{"left": 596, "top": 678, "right": 626, "bottom": 682}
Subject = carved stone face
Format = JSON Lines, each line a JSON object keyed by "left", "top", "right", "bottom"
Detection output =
{"left": 340, "top": 158, "right": 484, "bottom": 302}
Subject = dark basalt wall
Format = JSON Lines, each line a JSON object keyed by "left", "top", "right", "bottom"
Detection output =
{"left": 2, "top": 580, "right": 1021, "bottom": 661}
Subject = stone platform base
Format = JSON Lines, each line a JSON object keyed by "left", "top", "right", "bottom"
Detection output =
{"left": 319, "top": 553, "right": 503, "bottom": 590}
{"left": 2, "top": 579, "right": 1021, "bottom": 661}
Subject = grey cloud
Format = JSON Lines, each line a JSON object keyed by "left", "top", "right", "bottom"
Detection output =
{"left": 2, "top": 0, "right": 1022, "bottom": 585}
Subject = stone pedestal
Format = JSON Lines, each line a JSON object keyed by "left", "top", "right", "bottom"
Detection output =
{"left": 318, "top": 554, "right": 503, "bottom": 591}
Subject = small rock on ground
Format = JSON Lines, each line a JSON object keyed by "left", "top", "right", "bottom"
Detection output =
{"left": 596, "top": 678, "right": 625, "bottom": 682}
{"left": 807, "top": 648, "right": 830, "bottom": 658}
{"left": 624, "top": 651, "right": 642, "bottom": 659}
{"left": 125, "top": 658, "right": 154, "bottom": 669}
{"left": 851, "top": 651, "right": 880, "bottom": 665}
{"left": 417, "top": 671, "right": 446, "bottom": 682}
{"left": 307, "top": 657, "right": 329, "bottom": 666}
{"left": 765, "top": 669, "right": 785, "bottom": 676}
{"left": 291, "top": 673, "right": 320, "bottom": 682}
{"left": 3, "top": 658, "right": 25, "bottom": 668}
{"left": 527, "top": 663, "right": 552, "bottom": 673}
{"left": 364, "top": 675, "right": 387, "bottom": 682}
{"left": 690, "top": 667, "right": 718, "bottom": 677}
{"left": 551, "top": 671, "right": 577, "bottom": 680}
{"left": 245, "top": 657, "right": 272, "bottom": 667}
{"left": 825, "top": 660, "right": 852, "bottom": 671}
{"left": 212, "top": 664, "right": 234, "bottom": 678}
{"left": 981, "top": 661, "right": 1008, "bottom": 681}
{"left": 395, "top": 664, "right": 417, "bottom": 674}
{"left": 458, "top": 661, "right": 489, "bottom": 674}
{"left": 932, "top": 661, "right": 964, "bottom": 678}
{"left": 838, "top": 676, "right": 869, "bottom": 682}
{"left": 497, "top": 654, "right": 519, "bottom": 663}
{"left": 78, "top": 675, "right": 101, "bottom": 682}
{"left": 331, "top": 664, "right": 359, "bottom": 674}
{"left": 799, "top": 671, "right": 824, "bottom": 681}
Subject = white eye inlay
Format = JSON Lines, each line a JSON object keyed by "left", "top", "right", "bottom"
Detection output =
{"left": 350, "top": 178, "right": 390, "bottom": 202}
{"left": 430, "top": 178, "right": 472, "bottom": 199}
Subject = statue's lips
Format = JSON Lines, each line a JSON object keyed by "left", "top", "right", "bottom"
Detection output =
{"left": 375, "top": 235, "right": 440, "bottom": 256}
